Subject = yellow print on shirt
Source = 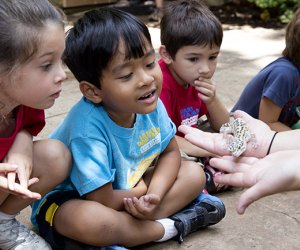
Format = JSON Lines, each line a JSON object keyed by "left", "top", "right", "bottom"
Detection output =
{"left": 128, "top": 153, "right": 159, "bottom": 188}
{"left": 137, "top": 127, "right": 160, "bottom": 147}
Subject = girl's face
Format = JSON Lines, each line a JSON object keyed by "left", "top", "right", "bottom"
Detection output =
{"left": 1, "top": 22, "right": 66, "bottom": 110}
{"left": 100, "top": 40, "right": 162, "bottom": 127}
{"left": 168, "top": 44, "right": 220, "bottom": 87}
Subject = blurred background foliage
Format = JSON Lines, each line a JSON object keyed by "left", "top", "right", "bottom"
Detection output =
{"left": 247, "top": 0, "right": 300, "bottom": 23}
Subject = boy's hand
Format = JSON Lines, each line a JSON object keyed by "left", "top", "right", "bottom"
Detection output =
{"left": 123, "top": 194, "right": 160, "bottom": 220}
{"left": 193, "top": 78, "right": 216, "bottom": 104}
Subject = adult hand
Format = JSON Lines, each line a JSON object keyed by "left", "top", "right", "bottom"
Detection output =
{"left": 179, "top": 110, "right": 274, "bottom": 158}
{"left": 208, "top": 150, "right": 300, "bottom": 214}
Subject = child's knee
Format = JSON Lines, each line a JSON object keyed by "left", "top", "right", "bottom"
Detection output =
{"left": 33, "top": 139, "right": 71, "bottom": 180}
{"left": 181, "top": 161, "right": 205, "bottom": 191}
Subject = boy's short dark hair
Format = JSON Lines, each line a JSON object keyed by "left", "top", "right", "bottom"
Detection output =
{"left": 282, "top": 7, "right": 300, "bottom": 68}
{"left": 63, "top": 8, "right": 152, "bottom": 88}
{"left": 160, "top": 0, "right": 223, "bottom": 59}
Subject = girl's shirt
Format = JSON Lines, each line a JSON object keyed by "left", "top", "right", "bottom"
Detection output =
{"left": 0, "top": 106, "right": 45, "bottom": 160}
{"left": 159, "top": 59, "right": 208, "bottom": 137}
{"left": 232, "top": 57, "right": 300, "bottom": 127}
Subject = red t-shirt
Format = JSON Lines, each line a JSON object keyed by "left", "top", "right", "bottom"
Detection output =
{"left": 159, "top": 59, "right": 208, "bottom": 136}
{"left": 0, "top": 106, "right": 45, "bottom": 160}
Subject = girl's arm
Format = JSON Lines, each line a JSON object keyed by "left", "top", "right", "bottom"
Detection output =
{"left": 259, "top": 97, "right": 291, "bottom": 131}
{"left": 4, "top": 129, "right": 39, "bottom": 190}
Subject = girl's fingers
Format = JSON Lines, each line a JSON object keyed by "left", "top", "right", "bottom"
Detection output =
{"left": 16, "top": 165, "right": 28, "bottom": 189}
{"left": 0, "top": 163, "right": 18, "bottom": 173}
{"left": 0, "top": 176, "right": 41, "bottom": 199}
{"left": 7, "top": 172, "right": 16, "bottom": 191}
{"left": 28, "top": 177, "right": 39, "bottom": 187}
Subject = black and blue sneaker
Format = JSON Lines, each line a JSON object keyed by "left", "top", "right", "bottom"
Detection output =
{"left": 170, "top": 193, "right": 226, "bottom": 243}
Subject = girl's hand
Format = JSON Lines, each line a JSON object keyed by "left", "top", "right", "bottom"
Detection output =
{"left": 193, "top": 78, "right": 216, "bottom": 104}
{"left": 123, "top": 193, "right": 161, "bottom": 220}
{"left": 0, "top": 163, "right": 40, "bottom": 199}
{"left": 3, "top": 149, "right": 34, "bottom": 191}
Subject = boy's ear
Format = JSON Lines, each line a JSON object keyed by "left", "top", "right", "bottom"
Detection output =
{"left": 79, "top": 81, "right": 102, "bottom": 104}
{"left": 159, "top": 45, "right": 173, "bottom": 64}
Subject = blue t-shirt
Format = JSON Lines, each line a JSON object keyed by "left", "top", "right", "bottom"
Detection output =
{"left": 31, "top": 97, "right": 176, "bottom": 226}
{"left": 232, "top": 57, "right": 300, "bottom": 127}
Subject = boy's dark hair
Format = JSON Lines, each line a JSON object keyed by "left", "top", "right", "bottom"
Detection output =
{"left": 64, "top": 8, "right": 152, "bottom": 88}
{"left": 160, "top": 0, "right": 223, "bottom": 59}
{"left": 282, "top": 7, "right": 300, "bottom": 68}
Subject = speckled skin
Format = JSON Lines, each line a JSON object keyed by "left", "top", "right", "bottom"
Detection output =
{"left": 220, "top": 117, "right": 256, "bottom": 157}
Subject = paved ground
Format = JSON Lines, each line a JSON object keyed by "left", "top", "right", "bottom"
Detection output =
{"left": 18, "top": 14, "right": 300, "bottom": 250}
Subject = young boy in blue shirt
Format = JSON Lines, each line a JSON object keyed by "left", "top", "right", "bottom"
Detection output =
{"left": 31, "top": 7, "right": 225, "bottom": 249}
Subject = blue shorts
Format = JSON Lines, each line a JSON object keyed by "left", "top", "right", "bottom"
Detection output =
{"left": 35, "top": 190, "right": 87, "bottom": 249}
{"left": 36, "top": 190, "right": 128, "bottom": 250}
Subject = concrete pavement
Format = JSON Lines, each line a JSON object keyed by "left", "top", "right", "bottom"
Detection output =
{"left": 18, "top": 18, "right": 300, "bottom": 249}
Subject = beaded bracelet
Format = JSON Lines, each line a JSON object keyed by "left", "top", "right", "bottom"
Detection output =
{"left": 266, "top": 132, "right": 278, "bottom": 155}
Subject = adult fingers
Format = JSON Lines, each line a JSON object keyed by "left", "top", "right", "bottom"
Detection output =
{"left": 178, "top": 125, "right": 204, "bottom": 137}
{"left": 236, "top": 183, "right": 267, "bottom": 214}
{"left": 233, "top": 110, "right": 253, "bottom": 121}
{"left": 214, "top": 172, "right": 248, "bottom": 187}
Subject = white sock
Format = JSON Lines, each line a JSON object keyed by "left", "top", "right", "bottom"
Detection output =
{"left": 0, "top": 211, "right": 16, "bottom": 220}
{"left": 155, "top": 218, "right": 178, "bottom": 242}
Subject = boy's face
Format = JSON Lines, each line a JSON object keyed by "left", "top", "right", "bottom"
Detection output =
{"left": 167, "top": 44, "right": 220, "bottom": 87}
{"left": 99, "top": 41, "right": 162, "bottom": 127}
